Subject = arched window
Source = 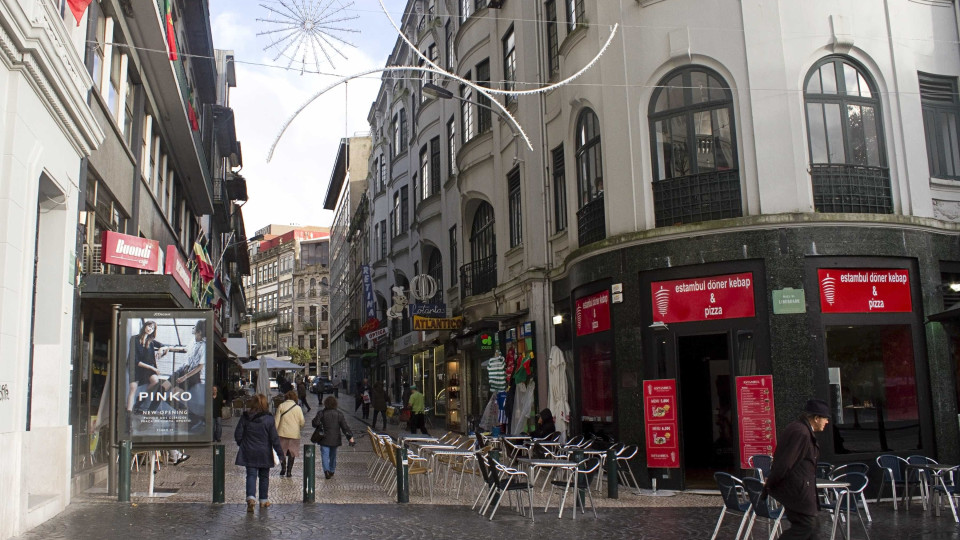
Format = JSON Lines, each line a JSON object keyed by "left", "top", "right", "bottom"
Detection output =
{"left": 427, "top": 249, "right": 443, "bottom": 304}
{"left": 575, "top": 109, "right": 606, "bottom": 245}
{"left": 465, "top": 202, "right": 497, "bottom": 297}
{"left": 320, "top": 277, "right": 328, "bottom": 286}
{"left": 298, "top": 280, "right": 304, "bottom": 296}
{"left": 309, "top": 278, "right": 317, "bottom": 297}
{"left": 804, "top": 57, "right": 891, "bottom": 213}
{"left": 649, "top": 66, "right": 741, "bottom": 227}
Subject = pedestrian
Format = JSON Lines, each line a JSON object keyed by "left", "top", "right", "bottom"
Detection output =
{"left": 354, "top": 380, "right": 363, "bottom": 413}
{"left": 408, "top": 384, "right": 429, "bottom": 435}
{"left": 332, "top": 375, "right": 341, "bottom": 397}
{"left": 765, "top": 399, "right": 831, "bottom": 540}
{"left": 359, "top": 378, "right": 371, "bottom": 420}
{"left": 527, "top": 408, "right": 556, "bottom": 439}
{"left": 275, "top": 390, "right": 305, "bottom": 477}
{"left": 312, "top": 395, "right": 355, "bottom": 479}
{"left": 297, "top": 377, "right": 311, "bottom": 412}
{"left": 212, "top": 385, "right": 224, "bottom": 442}
{"left": 235, "top": 393, "right": 284, "bottom": 512}
{"left": 371, "top": 381, "right": 388, "bottom": 431}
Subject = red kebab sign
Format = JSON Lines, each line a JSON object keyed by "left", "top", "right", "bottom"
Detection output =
{"left": 643, "top": 379, "right": 679, "bottom": 468}
{"left": 651, "top": 272, "right": 755, "bottom": 324}
{"left": 818, "top": 269, "right": 911, "bottom": 313}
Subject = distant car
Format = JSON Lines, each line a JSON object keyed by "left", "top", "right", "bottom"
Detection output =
{"left": 311, "top": 377, "right": 336, "bottom": 396}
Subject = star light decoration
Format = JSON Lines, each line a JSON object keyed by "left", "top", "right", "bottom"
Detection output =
{"left": 257, "top": 0, "right": 359, "bottom": 73}
{"left": 267, "top": 0, "right": 619, "bottom": 161}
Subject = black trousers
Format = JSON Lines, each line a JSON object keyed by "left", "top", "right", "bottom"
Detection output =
{"left": 361, "top": 403, "right": 370, "bottom": 419}
{"left": 410, "top": 413, "right": 429, "bottom": 435}
{"left": 371, "top": 409, "right": 387, "bottom": 430}
{"left": 779, "top": 510, "right": 819, "bottom": 540}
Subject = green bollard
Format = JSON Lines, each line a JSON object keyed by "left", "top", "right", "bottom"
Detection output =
{"left": 118, "top": 440, "right": 132, "bottom": 503}
{"left": 303, "top": 444, "right": 316, "bottom": 503}
{"left": 213, "top": 444, "right": 225, "bottom": 503}
{"left": 396, "top": 447, "right": 409, "bottom": 503}
{"left": 570, "top": 449, "right": 586, "bottom": 510}
{"left": 606, "top": 448, "right": 618, "bottom": 499}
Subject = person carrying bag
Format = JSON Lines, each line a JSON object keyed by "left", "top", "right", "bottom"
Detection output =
{"left": 311, "top": 395, "right": 354, "bottom": 479}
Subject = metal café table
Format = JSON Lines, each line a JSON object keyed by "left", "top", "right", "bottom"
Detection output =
{"left": 817, "top": 480, "right": 852, "bottom": 540}
{"left": 427, "top": 449, "right": 477, "bottom": 498}
{"left": 908, "top": 463, "right": 959, "bottom": 521}
{"left": 516, "top": 457, "right": 580, "bottom": 518}
{"left": 400, "top": 436, "right": 439, "bottom": 448}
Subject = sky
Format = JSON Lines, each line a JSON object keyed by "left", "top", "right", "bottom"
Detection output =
{"left": 209, "top": 1, "right": 407, "bottom": 235}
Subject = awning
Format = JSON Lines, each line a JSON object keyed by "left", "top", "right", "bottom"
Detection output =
{"left": 928, "top": 302, "right": 960, "bottom": 322}
{"left": 225, "top": 337, "right": 248, "bottom": 358}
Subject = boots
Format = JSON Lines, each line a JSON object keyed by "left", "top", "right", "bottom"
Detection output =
{"left": 286, "top": 456, "right": 294, "bottom": 477}
{"left": 279, "top": 457, "right": 287, "bottom": 476}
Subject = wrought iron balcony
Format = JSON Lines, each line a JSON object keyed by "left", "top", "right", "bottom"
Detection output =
{"left": 810, "top": 164, "right": 892, "bottom": 214}
{"left": 460, "top": 255, "right": 497, "bottom": 299}
{"left": 652, "top": 170, "right": 742, "bottom": 228}
{"left": 576, "top": 193, "right": 606, "bottom": 246}
{"left": 276, "top": 322, "right": 292, "bottom": 333}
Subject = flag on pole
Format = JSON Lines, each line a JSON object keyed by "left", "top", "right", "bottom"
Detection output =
{"left": 193, "top": 242, "right": 215, "bottom": 283}
{"left": 187, "top": 89, "right": 200, "bottom": 131}
{"left": 67, "top": 0, "right": 94, "bottom": 26}
{"left": 164, "top": 0, "right": 178, "bottom": 60}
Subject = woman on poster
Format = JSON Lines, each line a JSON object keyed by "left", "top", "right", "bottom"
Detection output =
{"left": 125, "top": 320, "right": 179, "bottom": 421}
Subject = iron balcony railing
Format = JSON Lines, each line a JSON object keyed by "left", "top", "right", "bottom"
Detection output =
{"left": 652, "top": 169, "right": 742, "bottom": 228}
{"left": 810, "top": 164, "right": 892, "bottom": 214}
{"left": 460, "top": 255, "right": 497, "bottom": 298}
{"left": 576, "top": 193, "right": 606, "bottom": 246}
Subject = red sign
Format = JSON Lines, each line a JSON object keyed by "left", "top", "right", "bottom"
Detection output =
{"left": 360, "top": 318, "right": 380, "bottom": 337}
{"left": 164, "top": 245, "right": 191, "bottom": 294}
{"left": 651, "top": 272, "right": 755, "bottom": 323}
{"left": 818, "top": 269, "right": 912, "bottom": 313}
{"left": 736, "top": 375, "right": 777, "bottom": 469}
{"left": 576, "top": 291, "right": 611, "bottom": 336}
{"left": 101, "top": 231, "right": 160, "bottom": 272}
{"left": 643, "top": 379, "right": 679, "bottom": 468}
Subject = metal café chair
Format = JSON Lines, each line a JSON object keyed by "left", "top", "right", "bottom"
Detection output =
{"left": 484, "top": 456, "right": 535, "bottom": 521}
{"left": 711, "top": 472, "right": 753, "bottom": 540}
{"left": 742, "top": 477, "right": 784, "bottom": 540}
{"left": 906, "top": 455, "right": 939, "bottom": 510}
{"left": 875, "top": 455, "right": 908, "bottom": 510}
{"left": 821, "top": 472, "right": 871, "bottom": 538}
{"left": 748, "top": 454, "right": 773, "bottom": 482}
{"left": 829, "top": 468, "right": 872, "bottom": 522}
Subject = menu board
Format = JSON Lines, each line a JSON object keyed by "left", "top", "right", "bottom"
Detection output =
{"left": 736, "top": 375, "right": 777, "bottom": 469}
{"left": 643, "top": 379, "right": 679, "bottom": 468}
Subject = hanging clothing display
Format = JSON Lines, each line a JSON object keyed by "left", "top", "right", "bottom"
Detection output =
{"left": 496, "top": 391, "right": 509, "bottom": 425}
{"left": 487, "top": 353, "right": 507, "bottom": 391}
{"left": 511, "top": 381, "right": 536, "bottom": 435}
{"left": 512, "top": 351, "right": 533, "bottom": 384}
{"left": 505, "top": 347, "right": 517, "bottom": 385}
{"left": 480, "top": 393, "right": 499, "bottom": 431}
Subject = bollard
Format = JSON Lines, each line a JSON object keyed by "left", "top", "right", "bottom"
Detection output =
{"left": 118, "top": 440, "right": 132, "bottom": 503}
{"left": 213, "top": 444, "right": 225, "bottom": 503}
{"left": 606, "top": 448, "right": 619, "bottom": 499}
{"left": 396, "top": 447, "right": 409, "bottom": 503}
{"left": 570, "top": 449, "right": 586, "bottom": 510}
{"left": 303, "top": 444, "right": 316, "bottom": 503}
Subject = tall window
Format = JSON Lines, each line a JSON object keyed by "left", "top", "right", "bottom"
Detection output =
{"left": 566, "top": 0, "right": 584, "bottom": 31}
{"left": 392, "top": 192, "right": 401, "bottom": 237}
{"left": 804, "top": 57, "right": 890, "bottom": 213}
{"left": 502, "top": 27, "right": 516, "bottom": 105}
{"left": 476, "top": 60, "right": 492, "bottom": 133}
{"left": 461, "top": 73, "right": 474, "bottom": 143}
{"left": 470, "top": 202, "right": 496, "bottom": 263}
{"left": 391, "top": 114, "right": 400, "bottom": 157}
{"left": 379, "top": 156, "right": 387, "bottom": 191}
{"left": 373, "top": 157, "right": 379, "bottom": 191}
{"left": 552, "top": 144, "right": 567, "bottom": 232}
{"left": 545, "top": 0, "right": 559, "bottom": 76}
{"left": 575, "top": 109, "right": 603, "bottom": 207}
{"left": 445, "top": 20, "right": 454, "bottom": 69}
{"left": 649, "top": 67, "right": 741, "bottom": 226}
{"left": 400, "top": 185, "right": 409, "bottom": 231}
{"left": 508, "top": 168, "right": 522, "bottom": 247}
{"left": 420, "top": 146, "right": 431, "bottom": 199}
{"left": 379, "top": 219, "right": 387, "bottom": 258}
{"left": 920, "top": 73, "right": 960, "bottom": 180}
{"left": 449, "top": 225, "right": 458, "bottom": 285}
{"left": 427, "top": 249, "right": 444, "bottom": 304}
{"left": 460, "top": 0, "right": 473, "bottom": 22}
{"left": 399, "top": 109, "right": 408, "bottom": 153}
{"left": 447, "top": 117, "right": 457, "bottom": 175}
{"left": 430, "top": 137, "right": 441, "bottom": 195}
{"left": 373, "top": 222, "right": 381, "bottom": 259}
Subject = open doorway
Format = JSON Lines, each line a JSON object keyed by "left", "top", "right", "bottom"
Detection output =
{"left": 678, "top": 333, "right": 735, "bottom": 488}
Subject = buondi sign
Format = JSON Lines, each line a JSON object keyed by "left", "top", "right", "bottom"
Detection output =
{"left": 818, "top": 269, "right": 912, "bottom": 313}
{"left": 651, "top": 272, "right": 756, "bottom": 323}
{"left": 164, "top": 245, "right": 192, "bottom": 294}
{"left": 102, "top": 231, "right": 160, "bottom": 272}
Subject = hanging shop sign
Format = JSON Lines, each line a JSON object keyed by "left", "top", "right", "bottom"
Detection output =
{"left": 412, "top": 315, "right": 464, "bottom": 331}
{"left": 651, "top": 272, "right": 755, "bottom": 324}
{"left": 736, "top": 375, "right": 777, "bottom": 469}
{"left": 818, "top": 269, "right": 912, "bottom": 313}
{"left": 410, "top": 303, "right": 447, "bottom": 317}
{"left": 366, "top": 327, "right": 389, "bottom": 345}
{"left": 360, "top": 265, "right": 379, "bottom": 335}
{"left": 643, "top": 379, "right": 679, "bottom": 468}
{"left": 164, "top": 245, "right": 192, "bottom": 295}
{"left": 101, "top": 231, "right": 160, "bottom": 272}
{"left": 119, "top": 309, "right": 214, "bottom": 445}
{"left": 575, "top": 291, "right": 611, "bottom": 336}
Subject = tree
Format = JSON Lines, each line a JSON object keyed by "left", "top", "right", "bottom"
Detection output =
{"left": 288, "top": 347, "right": 312, "bottom": 366}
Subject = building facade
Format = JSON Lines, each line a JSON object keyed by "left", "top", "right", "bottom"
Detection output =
{"left": 293, "top": 237, "right": 331, "bottom": 377}
{"left": 355, "top": 0, "right": 960, "bottom": 490}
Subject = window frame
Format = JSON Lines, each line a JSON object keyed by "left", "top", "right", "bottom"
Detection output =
{"left": 507, "top": 167, "right": 522, "bottom": 248}
{"left": 552, "top": 144, "right": 567, "bottom": 232}
{"left": 502, "top": 26, "right": 516, "bottom": 104}
{"left": 575, "top": 108, "right": 603, "bottom": 208}
{"left": 919, "top": 72, "right": 960, "bottom": 180}
{"left": 545, "top": 0, "right": 559, "bottom": 76}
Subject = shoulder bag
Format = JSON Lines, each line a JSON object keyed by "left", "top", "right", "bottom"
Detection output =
{"left": 310, "top": 410, "right": 326, "bottom": 444}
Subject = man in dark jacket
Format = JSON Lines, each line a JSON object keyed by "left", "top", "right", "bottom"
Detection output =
{"left": 765, "top": 399, "right": 831, "bottom": 540}
{"left": 370, "top": 381, "right": 388, "bottom": 431}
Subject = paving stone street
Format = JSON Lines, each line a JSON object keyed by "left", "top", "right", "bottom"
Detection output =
{"left": 12, "top": 396, "right": 960, "bottom": 539}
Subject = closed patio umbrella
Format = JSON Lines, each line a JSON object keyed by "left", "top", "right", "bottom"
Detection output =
{"left": 548, "top": 346, "right": 570, "bottom": 438}
{"left": 256, "top": 356, "right": 270, "bottom": 397}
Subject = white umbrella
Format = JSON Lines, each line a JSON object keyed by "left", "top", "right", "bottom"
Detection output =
{"left": 548, "top": 346, "right": 571, "bottom": 438}
{"left": 240, "top": 357, "right": 306, "bottom": 371}
{"left": 256, "top": 357, "right": 270, "bottom": 397}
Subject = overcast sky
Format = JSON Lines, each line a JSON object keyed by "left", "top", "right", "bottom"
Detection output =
{"left": 209, "top": 1, "right": 405, "bottom": 235}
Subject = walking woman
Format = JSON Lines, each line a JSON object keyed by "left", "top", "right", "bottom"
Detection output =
{"left": 312, "top": 395, "right": 355, "bottom": 479}
{"left": 235, "top": 394, "right": 284, "bottom": 512}
{"left": 275, "top": 390, "right": 305, "bottom": 477}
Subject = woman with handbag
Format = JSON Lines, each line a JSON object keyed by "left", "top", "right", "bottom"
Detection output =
{"left": 275, "top": 390, "right": 304, "bottom": 477}
{"left": 235, "top": 394, "right": 284, "bottom": 512}
{"left": 311, "top": 395, "right": 354, "bottom": 479}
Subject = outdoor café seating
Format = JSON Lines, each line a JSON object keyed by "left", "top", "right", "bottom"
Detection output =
{"left": 741, "top": 477, "right": 784, "bottom": 540}
{"left": 748, "top": 454, "right": 773, "bottom": 482}
{"left": 543, "top": 457, "right": 600, "bottom": 519}
{"left": 875, "top": 455, "right": 909, "bottom": 510}
{"left": 710, "top": 472, "right": 752, "bottom": 540}
{"left": 820, "top": 472, "right": 871, "bottom": 537}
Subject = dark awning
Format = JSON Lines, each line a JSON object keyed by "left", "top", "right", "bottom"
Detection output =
{"left": 928, "top": 302, "right": 960, "bottom": 322}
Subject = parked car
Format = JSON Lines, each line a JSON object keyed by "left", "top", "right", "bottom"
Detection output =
{"left": 311, "top": 377, "right": 336, "bottom": 396}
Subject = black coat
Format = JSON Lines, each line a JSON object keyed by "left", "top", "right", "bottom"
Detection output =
{"left": 235, "top": 411, "right": 284, "bottom": 469}
{"left": 766, "top": 419, "right": 821, "bottom": 516}
{"left": 312, "top": 408, "right": 353, "bottom": 447}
